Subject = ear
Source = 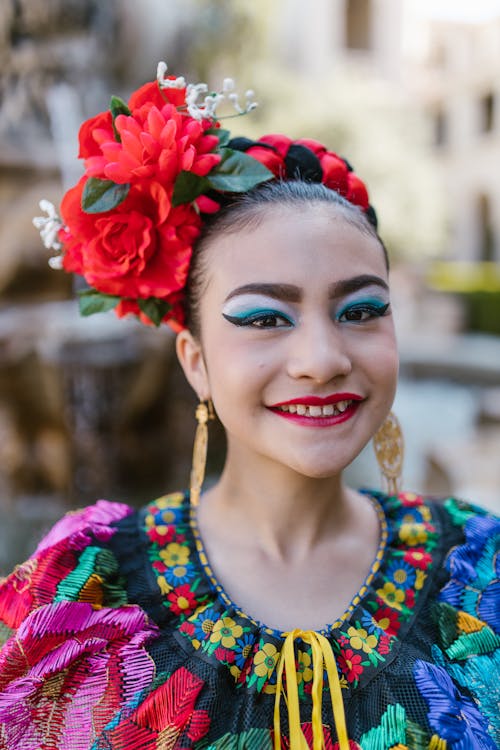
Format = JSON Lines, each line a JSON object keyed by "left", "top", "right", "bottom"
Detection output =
{"left": 175, "top": 329, "right": 210, "bottom": 401}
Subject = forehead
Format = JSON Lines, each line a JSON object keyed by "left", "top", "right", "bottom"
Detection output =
{"left": 203, "top": 205, "right": 388, "bottom": 291}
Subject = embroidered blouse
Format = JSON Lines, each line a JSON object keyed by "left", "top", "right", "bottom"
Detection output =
{"left": 0, "top": 490, "right": 498, "bottom": 749}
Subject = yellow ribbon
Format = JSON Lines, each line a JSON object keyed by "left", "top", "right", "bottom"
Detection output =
{"left": 273, "top": 630, "right": 350, "bottom": 750}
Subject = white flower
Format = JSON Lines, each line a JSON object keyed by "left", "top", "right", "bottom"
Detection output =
{"left": 155, "top": 61, "right": 258, "bottom": 121}
{"left": 33, "top": 200, "right": 63, "bottom": 251}
{"left": 156, "top": 60, "right": 186, "bottom": 90}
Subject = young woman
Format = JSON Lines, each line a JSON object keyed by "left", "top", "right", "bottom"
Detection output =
{"left": 1, "top": 65, "right": 498, "bottom": 750}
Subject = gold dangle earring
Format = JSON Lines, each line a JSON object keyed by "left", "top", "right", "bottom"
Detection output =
{"left": 190, "top": 399, "right": 215, "bottom": 507}
{"left": 372, "top": 411, "right": 404, "bottom": 496}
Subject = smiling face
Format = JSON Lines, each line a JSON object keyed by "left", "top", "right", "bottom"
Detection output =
{"left": 177, "top": 202, "right": 399, "bottom": 480}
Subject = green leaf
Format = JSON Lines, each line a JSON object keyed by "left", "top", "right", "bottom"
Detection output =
{"left": 110, "top": 95, "right": 131, "bottom": 120}
{"left": 172, "top": 171, "right": 209, "bottom": 207}
{"left": 205, "top": 127, "right": 231, "bottom": 147}
{"left": 82, "top": 178, "right": 130, "bottom": 214}
{"left": 138, "top": 297, "right": 171, "bottom": 326}
{"left": 110, "top": 95, "right": 131, "bottom": 141}
{"left": 77, "top": 289, "right": 121, "bottom": 316}
{"left": 207, "top": 149, "right": 273, "bottom": 193}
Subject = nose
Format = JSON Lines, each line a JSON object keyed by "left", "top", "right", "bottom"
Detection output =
{"left": 285, "top": 319, "right": 352, "bottom": 384}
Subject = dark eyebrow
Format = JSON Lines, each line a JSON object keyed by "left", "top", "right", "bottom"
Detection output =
{"left": 328, "top": 274, "right": 389, "bottom": 297}
{"left": 224, "top": 283, "right": 301, "bottom": 303}
{"left": 224, "top": 275, "right": 388, "bottom": 304}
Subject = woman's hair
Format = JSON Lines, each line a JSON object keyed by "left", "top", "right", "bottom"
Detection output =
{"left": 184, "top": 179, "right": 389, "bottom": 337}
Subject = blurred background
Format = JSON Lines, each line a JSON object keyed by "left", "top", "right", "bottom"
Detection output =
{"left": 0, "top": 0, "right": 499, "bottom": 571}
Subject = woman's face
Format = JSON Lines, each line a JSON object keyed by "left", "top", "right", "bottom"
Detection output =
{"left": 178, "top": 204, "right": 399, "bottom": 479}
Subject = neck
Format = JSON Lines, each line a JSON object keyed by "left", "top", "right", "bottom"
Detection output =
{"left": 200, "top": 444, "right": 362, "bottom": 564}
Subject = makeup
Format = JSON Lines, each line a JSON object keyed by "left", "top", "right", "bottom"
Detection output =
{"left": 267, "top": 393, "right": 363, "bottom": 428}
{"left": 335, "top": 297, "right": 390, "bottom": 323}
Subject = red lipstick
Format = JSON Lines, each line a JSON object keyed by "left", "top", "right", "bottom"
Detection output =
{"left": 267, "top": 393, "right": 363, "bottom": 428}
{"left": 270, "top": 393, "right": 363, "bottom": 407}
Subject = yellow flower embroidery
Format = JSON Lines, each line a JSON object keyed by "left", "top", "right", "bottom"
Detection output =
{"left": 253, "top": 643, "right": 279, "bottom": 678}
{"left": 230, "top": 664, "right": 242, "bottom": 681}
{"left": 296, "top": 650, "right": 313, "bottom": 683}
{"left": 347, "top": 626, "right": 378, "bottom": 653}
{"left": 376, "top": 582, "right": 405, "bottom": 610}
{"left": 209, "top": 617, "right": 244, "bottom": 648}
{"left": 159, "top": 542, "right": 190, "bottom": 566}
{"left": 415, "top": 569, "right": 426, "bottom": 591}
{"left": 156, "top": 575, "right": 172, "bottom": 595}
{"left": 398, "top": 522, "right": 428, "bottom": 547}
{"left": 155, "top": 493, "right": 184, "bottom": 509}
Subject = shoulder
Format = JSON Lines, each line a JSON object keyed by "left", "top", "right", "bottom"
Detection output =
{"left": 0, "top": 499, "right": 134, "bottom": 632}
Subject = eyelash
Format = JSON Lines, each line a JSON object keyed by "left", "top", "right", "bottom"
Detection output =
{"left": 222, "top": 310, "right": 293, "bottom": 328}
{"left": 336, "top": 302, "right": 390, "bottom": 323}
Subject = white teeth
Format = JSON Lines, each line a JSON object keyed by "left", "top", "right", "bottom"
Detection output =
{"left": 276, "top": 400, "right": 354, "bottom": 417}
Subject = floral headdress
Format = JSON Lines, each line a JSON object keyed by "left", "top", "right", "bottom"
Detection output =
{"left": 34, "top": 63, "right": 375, "bottom": 332}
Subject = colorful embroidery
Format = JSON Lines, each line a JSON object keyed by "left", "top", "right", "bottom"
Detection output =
{"left": 143, "top": 490, "right": 440, "bottom": 693}
{"left": 413, "top": 660, "right": 497, "bottom": 749}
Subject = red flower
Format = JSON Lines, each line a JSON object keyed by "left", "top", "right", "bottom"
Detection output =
{"left": 403, "top": 547, "right": 433, "bottom": 570}
{"left": 371, "top": 605, "right": 401, "bottom": 635}
{"left": 166, "top": 584, "right": 198, "bottom": 616}
{"left": 214, "top": 646, "right": 236, "bottom": 663}
{"left": 61, "top": 178, "right": 198, "bottom": 302}
{"left": 337, "top": 648, "right": 364, "bottom": 683}
{"left": 405, "top": 589, "right": 416, "bottom": 608}
{"left": 78, "top": 110, "right": 114, "bottom": 159}
{"left": 180, "top": 621, "right": 195, "bottom": 637}
{"left": 378, "top": 633, "right": 392, "bottom": 655}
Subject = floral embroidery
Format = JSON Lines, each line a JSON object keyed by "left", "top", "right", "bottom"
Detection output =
{"left": 143, "top": 490, "right": 440, "bottom": 692}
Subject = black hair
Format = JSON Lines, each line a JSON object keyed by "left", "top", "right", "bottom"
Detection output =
{"left": 184, "top": 179, "right": 388, "bottom": 337}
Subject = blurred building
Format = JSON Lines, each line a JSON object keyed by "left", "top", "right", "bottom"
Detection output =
{"left": 272, "top": 0, "right": 500, "bottom": 266}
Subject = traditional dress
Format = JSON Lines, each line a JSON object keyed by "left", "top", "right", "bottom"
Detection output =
{"left": 0, "top": 490, "right": 498, "bottom": 749}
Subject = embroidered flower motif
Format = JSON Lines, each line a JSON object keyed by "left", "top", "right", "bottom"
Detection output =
{"left": 233, "top": 633, "right": 256, "bottom": 669}
{"left": 164, "top": 563, "right": 195, "bottom": 586}
{"left": 347, "top": 626, "right": 378, "bottom": 654}
{"left": 337, "top": 648, "right": 364, "bottom": 683}
{"left": 398, "top": 522, "right": 429, "bottom": 547}
{"left": 191, "top": 606, "right": 220, "bottom": 640}
{"left": 210, "top": 617, "right": 244, "bottom": 648}
{"left": 159, "top": 542, "right": 190, "bottom": 567}
{"left": 296, "top": 650, "right": 314, "bottom": 684}
{"left": 147, "top": 524, "right": 176, "bottom": 545}
{"left": 414, "top": 660, "right": 497, "bottom": 749}
{"left": 166, "top": 583, "right": 198, "bottom": 616}
{"left": 386, "top": 559, "right": 417, "bottom": 588}
{"left": 376, "top": 581, "right": 405, "bottom": 610}
{"left": 369, "top": 605, "right": 401, "bottom": 635}
{"left": 253, "top": 643, "right": 279, "bottom": 679}
{"left": 403, "top": 548, "right": 433, "bottom": 570}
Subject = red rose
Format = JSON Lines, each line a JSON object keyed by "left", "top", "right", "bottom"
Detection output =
{"left": 78, "top": 111, "right": 114, "bottom": 160}
{"left": 61, "top": 178, "right": 199, "bottom": 300}
{"left": 129, "top": 79, "right": 187, "bottom": 110}
{"left": 246, "top": 145, "right": 286, "bottom": 177}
